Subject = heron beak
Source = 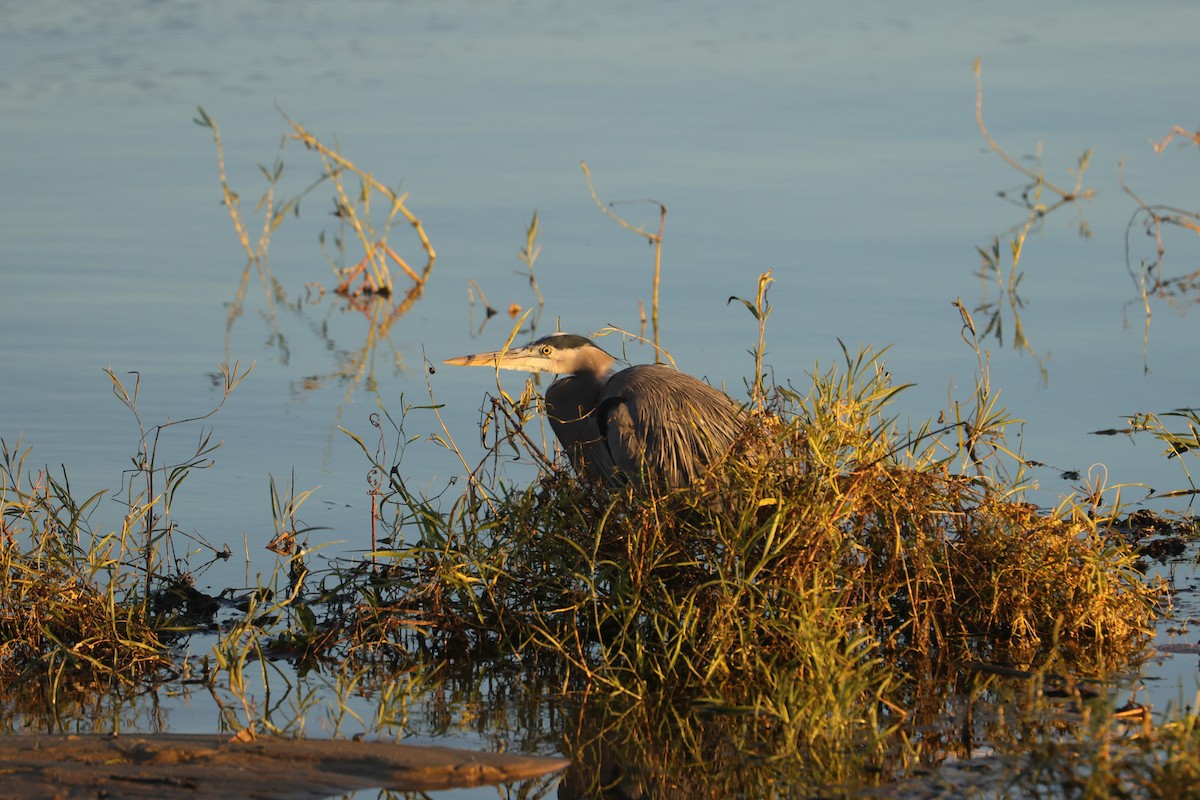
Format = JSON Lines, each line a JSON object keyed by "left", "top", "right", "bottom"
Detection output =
{"left": 442, "top": 350, "right": 506, "bottom": 367}
{"left": 444, "top": 345, "right": 552, "bottom": 373}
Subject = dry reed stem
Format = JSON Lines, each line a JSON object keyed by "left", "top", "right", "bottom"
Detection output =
{"left": 580, "top": 161, "right": 667, "bottom": 359}
{"left": 282, "top": 111, "right": 436, "bottom": 295}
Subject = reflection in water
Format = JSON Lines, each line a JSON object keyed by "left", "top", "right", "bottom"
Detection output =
{"left": 197, "top": 109, "right": 437, "bottom": 430}
{"left": 0, "top": 680, "right": 176, "bottom": 737}
{"left": 466, "top": 211, "right": 546, "bottom": 341}
{"left": 974, "top": 235, "right": 1048, "bottom": 383}
{"left": 971, "top": 62, "right": 1096, "bottom": 385}
{"left": 1120, "top": 125, "right": 1200, "bottom": 372}
{"left": 283, "top": 110, "right": 436, "bottom": 302}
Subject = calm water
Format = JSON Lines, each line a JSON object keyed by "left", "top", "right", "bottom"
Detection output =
{"left": 3, "top": 0, "right": 1200, "bottom": 772}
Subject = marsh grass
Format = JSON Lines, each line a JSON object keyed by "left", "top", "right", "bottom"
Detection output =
{"left": 0, "top": 104, "right": 1192, "bottom": 794}
{"left": 0, "top": 365, "right": 249, "bottom": 711}
{"left": 0, "top": 293, "right": 1181, "bottom": 793}
{"left": 310, "top": 281, "right": 1164, "bottom": 793}
{"left": 0, "top": 454, "right": 171, "bottom": 714}
{"left": 1091, "top": 408, "right": 1200, "bottom": 510}
{"left": 195, "top": 106, "right": 436, "bottom": 304}
{"left": 0, "top": 444, "right": 171, "bottom": 693}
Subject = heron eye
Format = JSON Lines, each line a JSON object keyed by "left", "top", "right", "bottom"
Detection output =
{"left": 541, "top": 346, "right": 553, "bottom": 355}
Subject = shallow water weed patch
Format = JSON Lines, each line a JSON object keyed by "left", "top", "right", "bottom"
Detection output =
{"left": 0, "top": 315, "right": 1174, "bottom": 795}
{"left": 0, "top": 442, "right": 172, "bottom": 696}
{"left": 0, "top": 367, "right": 249, "bottom": 709}
{"left": 327, "top": 324, "right": 1163, "bottom": 793}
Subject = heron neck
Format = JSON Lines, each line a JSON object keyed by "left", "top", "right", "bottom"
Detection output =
{"left": 577, "top": 348, "right": 617, "bottom": 381}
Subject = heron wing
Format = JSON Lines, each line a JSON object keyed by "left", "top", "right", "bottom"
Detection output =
{"left": 600, "top": 365, "right": 743, "bottom": 488}
{"left": 545, "top": 375, "right": 620, "bottom": 485}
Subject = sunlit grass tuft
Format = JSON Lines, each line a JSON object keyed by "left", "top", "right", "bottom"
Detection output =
{"left": 0, "top": 365, "right": 249, "bottom": 706}
{"left": 327, "top": 280, "right": 1162, "bottom": 792}
{"left": 0, "top": 440, "right": 170, "bottom": 694}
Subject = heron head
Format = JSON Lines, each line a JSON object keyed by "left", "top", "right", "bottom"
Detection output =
{"left": 444, "top": 333, "right": 615, "bottom": 377}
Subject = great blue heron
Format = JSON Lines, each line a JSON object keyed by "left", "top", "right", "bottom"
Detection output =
{"left": 444, "top": 333, "right": 744, "bottom": 489}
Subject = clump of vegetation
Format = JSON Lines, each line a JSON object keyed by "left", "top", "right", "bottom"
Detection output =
{"left": 0, "top": 441, "right": 171, "bottom": 695}
{"left": 0, "top": 364, "right": 250, "bottom": 706}
{"left": 0, "top": 288, "right": 1175, "bottom": 794}
{"left": 322, "top": 286, "right": 1162, "bottom": 792}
